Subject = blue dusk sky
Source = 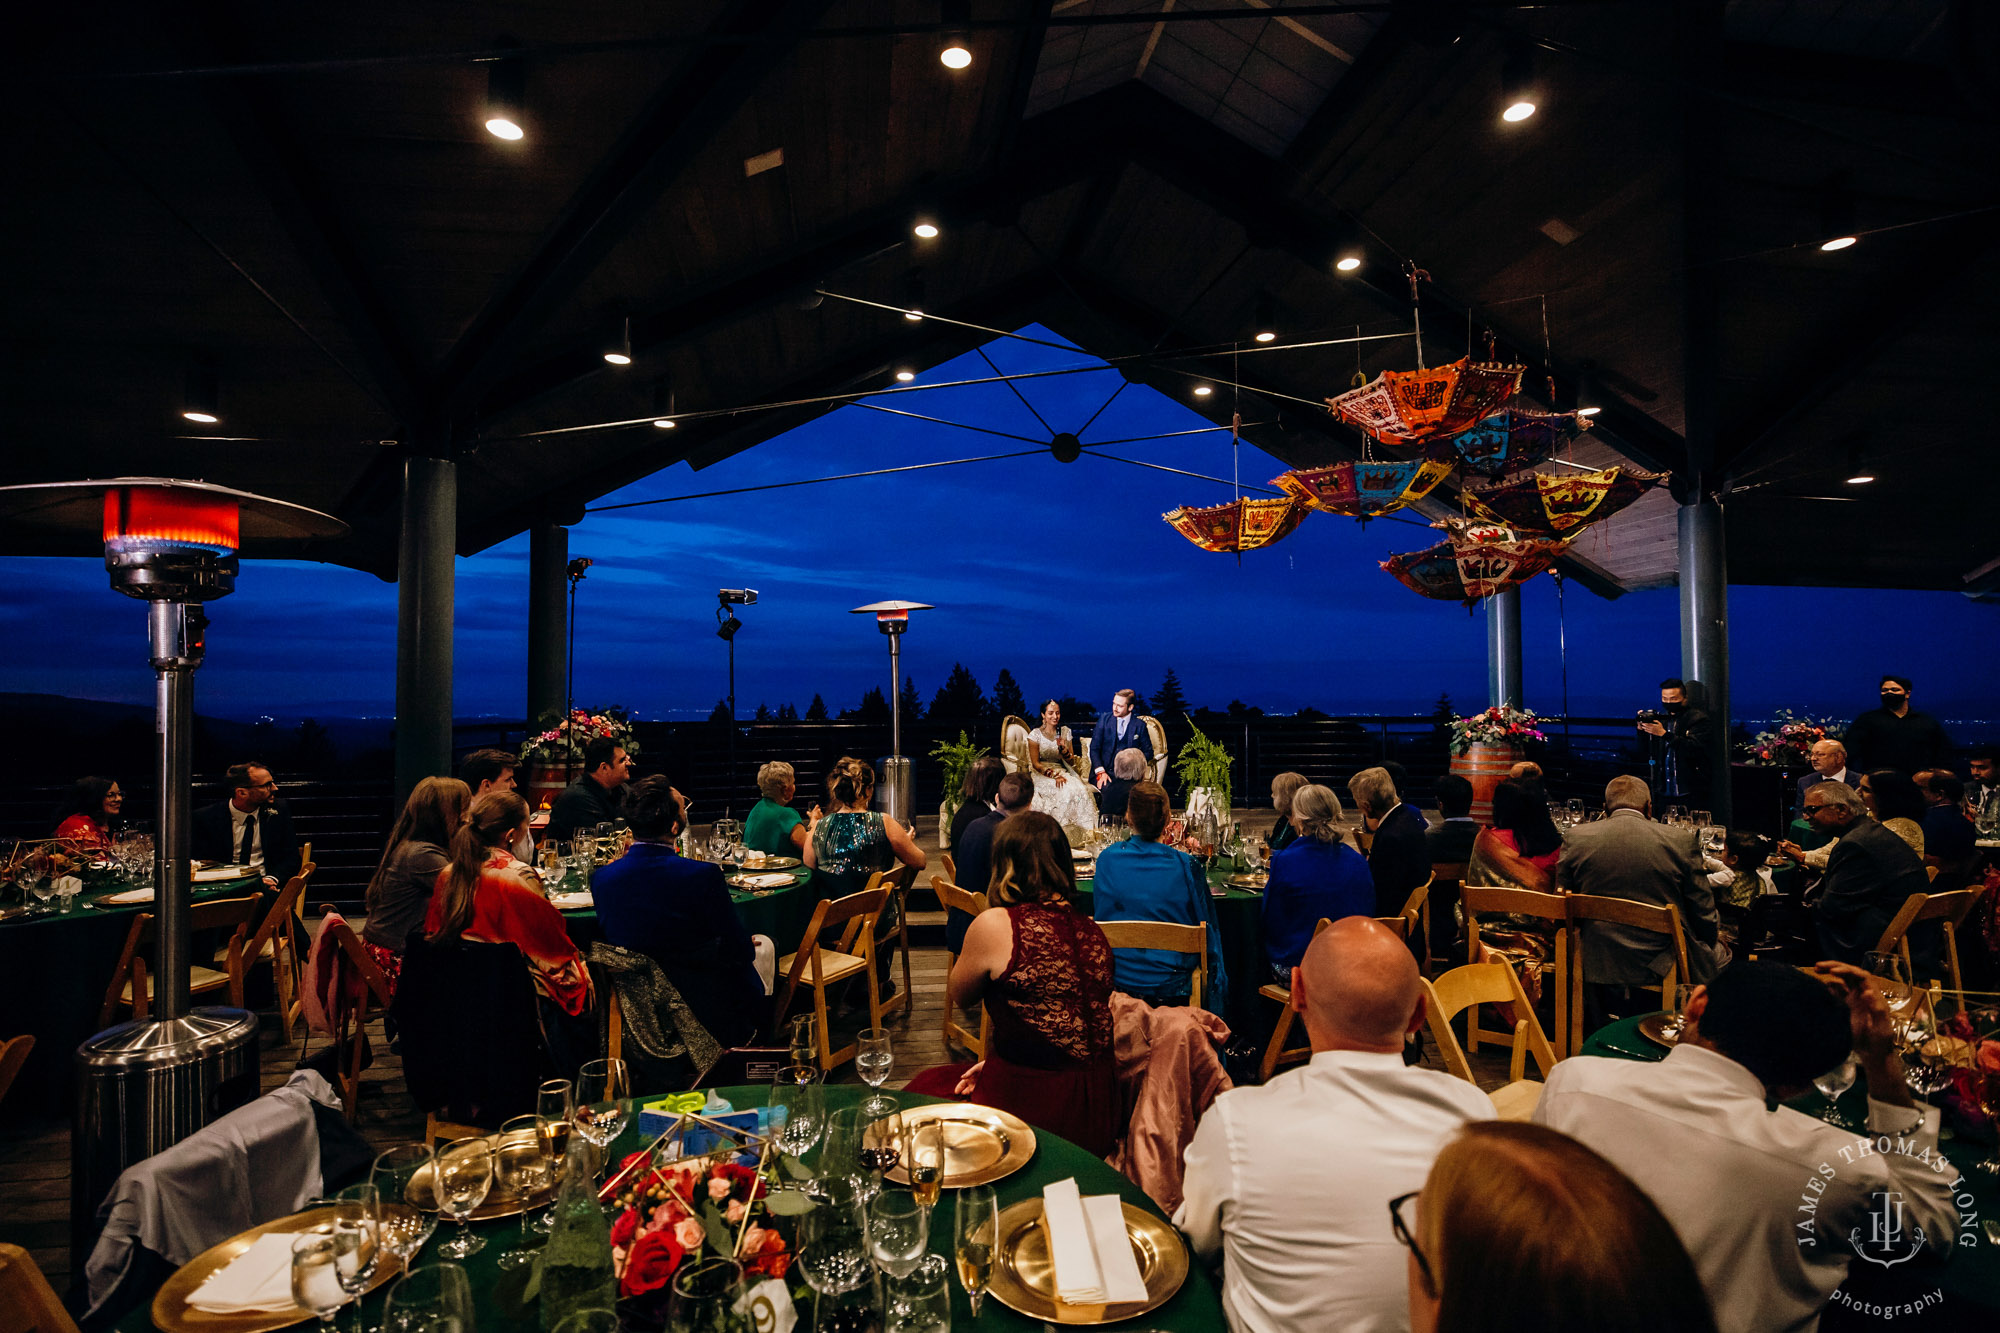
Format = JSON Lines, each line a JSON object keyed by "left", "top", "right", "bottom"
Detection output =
{"left": 2, "top": 326, "right": 1995, "bottom": 732}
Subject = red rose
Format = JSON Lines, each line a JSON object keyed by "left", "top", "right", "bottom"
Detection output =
{"left": 610, "top": 1207, "right": 640, "bottom": 1251}
{"left": 622, "top": 1228, "right": 684, "bottom": 1297}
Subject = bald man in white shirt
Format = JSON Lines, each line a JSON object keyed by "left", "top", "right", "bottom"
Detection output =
{"left": 1176, "top": 918, "right": 1493, "bottom": 1333}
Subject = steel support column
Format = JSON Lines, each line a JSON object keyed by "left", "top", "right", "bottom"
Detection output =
{"left": 1678, "top": 500, "right": 1731, "bottom": 813}
{"left": 1485, "top": 586, "right": 1523, "bottom": 710}
{"left": 527, "top": 524, "right": 568, "bottom": 728}
{"left": 394, "top": 451, "right": 456, "bottom": 803}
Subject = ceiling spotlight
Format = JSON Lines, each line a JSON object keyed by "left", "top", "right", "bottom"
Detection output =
{"left": 895, "top": 369, "right": 915, "bottom": 382}
{"left": 1253, "top": 297, "right": 1277, "bottom": 343}
{"left": 1192, "top": 384, "right": 1213, "bottom": 397}
{"left": 1501, "top": 42, "right": 1537, "bottom": 122}
{"left": 1576, "top": 405, "right": 1602, "bottom": 417}
{"left": 1818, "top": 178, "right": 1858, "bottom": 252}
{"left": 939, "top": 0, "right": 972, "bottom": 68}
{"left": 482, "top": 42, "right": 527, "bottom": 141}
{"left": 1335, "top": 255, "right": 1362, "bottom": 272}
{"left": 651, "top": 374, "right": 675, "bottom": 426}
{"left": 603, "top": 316, "right": 633, "bottom": 366}
{"left": 1845, "top": 466, "right": 1875, "bottom": 484}
{"left": 912, "top": 218, "right": 940, "bottom": 240}
{"left": 1820, "top": 235, "right": 1857, "bottom": 252}
{"left": 651, "top": 418, "right": 676, "bottom": 429}
{"left": 181, "top": 362, "right": 220, "bottom": 424}
{"left": 903, "top": 274, "right": 926, "bottom": 321}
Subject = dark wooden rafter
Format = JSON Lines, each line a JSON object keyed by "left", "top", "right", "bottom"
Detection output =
{"left": 990, "top": 0, "right": 1057, "bottom": 165}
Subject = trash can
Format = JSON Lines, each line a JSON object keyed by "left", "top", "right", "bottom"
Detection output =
{"left": 873, "top": 755, "right": 914, "bottom": 828}
{"left": 71, "top": 1008, "right": 260, "bottom": 1269}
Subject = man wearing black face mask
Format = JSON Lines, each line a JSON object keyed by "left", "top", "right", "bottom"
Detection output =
{"left": 1844, "top": 675, "right": 1952, "bottom": 776}
{"left": 1637, "top": 678, "right": 1712, "bottom": 805}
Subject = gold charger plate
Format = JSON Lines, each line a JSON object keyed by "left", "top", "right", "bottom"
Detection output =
{"left": 409, "top": 1128, "right": 558, "bottom": 1220}
{"left": 151, "top": 1204, "right": 399, "bottom": 1333}
{"left": 740, "top": 854, "right": 802, "bottom": 870}
{"left": 864, "top": 1102, "right": 1035, "bottom": 1189}
{"left": 987, "top": 1197, "right": 1188, "bottom": 1325}
{"left": 1225, "top": 872, "right": 1267, "bottom": 889}
{"left": 1636, "top": 1013, "right": 1683, "bottom": 1048}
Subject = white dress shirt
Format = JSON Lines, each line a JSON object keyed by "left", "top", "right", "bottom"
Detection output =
{"left": 1534, "top": 1045, "right": 1954, "bottom": 1333}
{"left": 227, "top": 803, "right": 263, "bottom": 873}
{"left": 1175, "top": 1049, "right": 1496, "bottom": 1333}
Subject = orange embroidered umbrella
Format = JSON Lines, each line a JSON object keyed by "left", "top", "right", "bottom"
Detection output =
{"left": 1462, "top": 464, "right": 1668, "bottom": 537}
{"left": 1163, "top": 496, "right": 1308, "bottom": 552}
{"left": 1326, "top": 356, "right": 1526, "bottom": 443}
{"left": 1382, "top": 519, "right": 1571, "bottom": 604}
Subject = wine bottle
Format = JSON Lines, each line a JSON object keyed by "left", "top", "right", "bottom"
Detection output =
{"left": 538, "top": 1138, "right": 616, "bottom": 1329}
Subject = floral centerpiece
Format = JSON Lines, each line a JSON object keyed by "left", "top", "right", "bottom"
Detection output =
{"left": 520, "top": 707, "right": 639, "bottom": 766}
{"left": 1738, "top": 710, "right": 1843, "bottom": 770}
{"left": 1446, "top": 705, "right": 1547, "bottom": 756}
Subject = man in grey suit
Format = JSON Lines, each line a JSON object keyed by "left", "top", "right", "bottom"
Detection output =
{"left": 1559, "top": 776, "right": 1729, "bottom": 999}
{"left": 1805, "top": 780, "right": 1930, "bottom": 965}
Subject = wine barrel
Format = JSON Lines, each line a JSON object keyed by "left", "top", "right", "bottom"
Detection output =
{"left": 1451, "top": 743, "right": 1522, "bottom": 823}
{"left": 522, "top": 761, "right": 572, "bottom": 815}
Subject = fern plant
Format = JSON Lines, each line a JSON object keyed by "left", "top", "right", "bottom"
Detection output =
{"left": 930, "top": 731, "right": 989, "bottom": 820}
{"left": 1171, "top": 717, "right": 1235, "bottom": 813}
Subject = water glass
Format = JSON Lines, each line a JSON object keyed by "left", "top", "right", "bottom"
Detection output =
{"left": 668, "top": 1256, "right": 749, "bottom": 1333}
{"left": 369, "top": 1145, "right": 437, "bottom": 1278}
{"left": 534, "top": 1079, "right": 574, "bottom": 1233}
{"left": 1813, "top": 1056, "right": 1859, "bottom": 1130}
{"left": 857, "top": 1028, "right": 895, "bottom": 1118}
{"left": 290, "top": 1233, "right": 348, "bottom": 1331}
{"left": 885, "top": 1253, "right": 951, "bottom": 1333}
{"left": 867, "top": 1190, "right": 929, "bottom": 1280}
{"left": 574, "top": 1058, "right": 630, "bottom": 1162}
{"left": 322, "top": 1184, "right": 381, "bottom": 1333}
{"left": 798, "top": 1177, "right": 873, "bottom": 1300}
{"left": 821, "top": 1108, "right": 877, "bottom": 1203}
{"left": 953, "top": 1184, "right": 997, "bottom": 1318}
{"left": 771, "top": 1072, "right": 825, "bottom": 1158}
{"left": 494, "top": 1116, "right": 548, "bottom": 1268}
{"left": 434, "top": 1138, "right": 493, "bottom": 1258}
{"left": 381, "top": 1262, "right": 474, "bottom": 1333}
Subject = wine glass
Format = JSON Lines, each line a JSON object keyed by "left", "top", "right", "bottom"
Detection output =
{"left": 953, "top": 1184, "right": 997, "bottom": 1319}
{"left": 434, "top": 1137, "right": 494, "bottom": 1258}
{"left": 1900, "top": 1004, "right": 1955, "bottom": 1098}
{"left": 1813, "top": 1056, "right": 1859, "bottom": 1130}
{"left": 885, "top": 1253, "right": 951, "bottom": 1333}
{"left": 669, "top": 1257, "right": 748, "bottom": 1333}
{"left": 771, "top": 1071, "right": 825, "bottom": 1159}
{"left": 1659, "top": 983, "right": 1696, "bottom": 1042}
{"left": 494, "top": 1116, "right": 548, "bottom": 1269}
{"left": 821, "top": 1108, "right": 877, "bottom": 1204}
{"left": 1565, "top": 798, "right": 1585, "bottom": 826}
{"left": 290, "top": 1233, "right": 348, "bottom": 1333}
{"left": 574, "top": 1058, "right": 630, "bottom": 1169}
{"left": 380, "top": 1261, "right": 473, "bottom": 1333}
{"left": 863, "top": 1111, "right": 903, "bottom": 1188}
{"left": 857, "top": 1028, "right": 895, "bottom": 1119}
{"left": 552, "top": 1313, "right": 619, "bottom": 1333}
{"left": 867, "top": 1189, "right": 929, "bottom": 1280}
{"left": 325, "top": 1184, "right": 381, "bottom": 1333}
{"left": 572, "top": 831, "right": 597, "bottom": 867}
{"left": 369, "top": 1144, "right": 436, "bottom": 1279}
{"left": 798, "top": 1177, "right": 874, "bottom": 1306}
{"left": 534, "top": 1079, "right": 574, "bottom": 1234}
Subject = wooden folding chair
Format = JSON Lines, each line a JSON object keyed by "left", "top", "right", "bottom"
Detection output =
{"left": 220, "top": 868, "right": 310, "bottom": 1045}
{"left": 1873, "top": 887, "right": 1984, "bottom": 993}
{"left": 1460, "top": 885, "right": 1571, "bottom": 1059}
{"left": 1423, "top": 962, "right": 1560, "bottom": 1120}
{"left": 1258, "top": 916, "right": 1338, "bottom": 1082}
{"left": 871, "top": 864, "right": 918, "bottom": 1022}
{"left": 933, "top": 878, "right": 990, "bottom": 1057}
{"left": 940, "top": 852, "right": 957, "bottom": 883}
{"left": 1428, "top": 860, "right": 1468, "bottom": 967}
{"left": 1564, "top": 894, "right": 1689, "bottom": 1058}
{"left": 0, "top": 1242, "right": 80, "bottom": 1333}
{"left": 1396, "top": 872, "right": 1434, "bottom": 961}
{"left": 99, "top": 895, "right": 259, "bottom": 1029}
{"left": 319, "top": 914, "right": 398, "bottom": 1120}
{"left": 1373, "top": 914, "right": 1411, "bottom": 941}
{"left": 773, "top": 887, "right": 889, "bottom": 1074}
{"left": 1097, "top": 920, "right": 1210, "bottom": 1008}
{"left": 0, "top": 1035, "right": 33, "bottom": 1113}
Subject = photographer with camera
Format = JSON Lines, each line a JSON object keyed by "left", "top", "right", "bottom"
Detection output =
{"left": 1636, "top": 678, "right": 1712, "bottom": 806}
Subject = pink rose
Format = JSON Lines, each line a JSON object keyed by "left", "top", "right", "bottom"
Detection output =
{"left": 675, "top": 1216, "right": 706, "bottom": 1251}
{"left": 707, "top": 1176, "right": 733, "bottom": 1202}
{"left": 741, "top": 1224, "right": 769, "bottom": 1256}
{"left": 725, "top": 1198, "right": 746, "bottom": 1225}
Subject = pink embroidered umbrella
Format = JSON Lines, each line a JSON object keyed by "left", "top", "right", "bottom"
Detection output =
{"left": 1326, "top": 356, "right": 1526, "bottom": 443}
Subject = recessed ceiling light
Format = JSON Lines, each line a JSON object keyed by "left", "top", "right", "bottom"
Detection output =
{"left": 940, "top": 44, "right": 971, "bottom": 69}
{"left": 182, "top": 411, "right": 219, "bottom": 425}
{"left": 1820, "top": 235, "right": 1857, "bottom": 252}
{"left": 483, "top": 45, "right": 527, "bottom": 142}
{"left": 913, "top": 221, "right": 939, "bottom": 239}
{"left": 895, "top": 370, "right": 915, "bottom": 382}
{"left": 1254, "top": 331, "right": 1275, "bottom": 343}
{"left": 1335, "top": 256, "right": 1361, "bottom": 272}
{"left": 485, "top": 117, "right": 525, "bottom": 141}
{"left": 652, "top": 418, "right": 676, "bottom": 429}
{"left": 1501, "top": 44, "right": 1537, "bottom": 124}
{"left": 181, "top": 362, "right": 220, "bottom": 424}
{"left": 1502, "top": 101, "right": 1536, "bottom": 122}
{"left": 1845, "top": 469, "right": 1875, "bottom": 484}
{"left": 603, "top": 350, "right": 632, "bottom": 365}
{"left": 905, "top": 309, "right": 924, "bottom": 322}
{"left": 1576, "top": 405, "right": 1602, "bottom": 417}
{"left": 1192, "top": 384, "right": 1213, "bottom": 397}
{"left": 603, "top": 315, "right": 633, "bottom": 366}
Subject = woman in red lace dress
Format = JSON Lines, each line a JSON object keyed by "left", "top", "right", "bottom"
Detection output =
{"left": 907, "top": 811, "right": 1120, "bottom": 1156}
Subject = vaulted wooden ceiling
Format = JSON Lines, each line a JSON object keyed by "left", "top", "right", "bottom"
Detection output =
{"left": 4, "top": 1, "right": 1996, "bottom": 598}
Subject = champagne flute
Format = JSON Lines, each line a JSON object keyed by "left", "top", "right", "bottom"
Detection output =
{"left": 574, "top": 1058, "right": 630, "bottom": 1171}
{"left": 669, "top": 1257, "right": 748, "bottom": 1333}
{"left": 905, "top": 1120, "right": 944, "bottom": 1207}
{"left": 534, "top": 1079, "right": 574, "bottom": 1234}
{"left": 290, "top": 1233, "right": 348, "bottom": 1333}
{"left": 326, "top": 1184, "right": 381, "bottom": 1333}
{"left": 434, "top": 1137, "right": 493, "bottom": 1258}
{"left": 885, "top": 1253, "right": 951, "bottom": 1333}
{"left": 369, "top": 1144, "right": 436, "bottom": 1279}
{"left": 788, "top": 1015, "right": 820, "bottom": 1074}
{"left": 857, "top": 1028, "right": 895, "bottom": 1120}
{"left": 494, "top": 1116, "right": 548, "bottom": 1269}
{"left": 1813, "top": 1056, "right": 1859, "bottom": 1130}
{"left": 380, "top": 1260, "right": 473, "bottom": 1333}
{"left": 867, "top": 1189, "right": 929, "bottom": 1280}
{"left": 953, "top": 1184, "right": 997, "bottom": 1319}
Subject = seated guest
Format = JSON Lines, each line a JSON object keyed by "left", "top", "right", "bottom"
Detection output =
{"left": 192, "top": 761, "right": 300, "bottom": 895}
{"left": 947, "top": 773, "right": 1031, "bottom": 952}
{"left": 1349, "top": 766, "right": 1430, "bottom": 919}
{"left": 589, "top": 775, "right": 771, "bottom": 1046}
{"left": 1178, "top": 917, "right": 1493, "bottom": 1333}
{"left": 804, "top": 755, "right": 927, "bottom": 897}
{"left": 948, "top": 755, "right": 1006, "bottom": 854}
{"left": 925, "top": 812, "right": 1120, "bottom": 1156}
{"left": 1802, "top": 781, "right": 1928, "bottom": 964}
{"left": 460, "top": 747, "right": 533, "bottom": 860}
{"left": 1969, "top": 746, "right": 2000, "bottom": 809}
{"left": 1558, "top": 776, "right": 1728, "bottom": 988}
{"left": 1467, "top": 778, "right": 1563, "bottom": 893}
{"left": 1096, "top": 747, "right": 1147, "bottom": 821}
{"left": 1917, "top": 771, "right": 1977, "bottom": 866}
{"left": 1794, "top": 738, "right": 1857, "bottom": 815}
{"left": 1090, "top": 687, "right": 1153, "bottom": 791}
{"left": 1534, "top": 960, "right": 1953, "bottom": 1333}
{"left": 361, "top": 776, "right": 471, "bottom": 990}
{"left": 1856, "top": 768, "right": 1927, "bottom": 857}
{"left": 1091, "top": 781, "right": 1227, "bottom": 1012}
{"left": 1262, "top": 785, "right": 1376, "bottom": 980}
{"left": 547, "top": 736, "right": 630, "bottom": 843}
{"left": 1406, "top": 1122, "right": 1717, "bottom": 1333}
{"left": 425, "top": 791, "right": 592, "bottom": 1062}
{"left": 1703, "top": 829, "right": 1774, "bottom": 912}
{"left": 53, "top": 775, "right": 124, "bottom": 851}
{"left": 1267, "top": 771, "right": 1308, "bottom": 854}
{"left": 1023, "top": 698, "right": 1099, "bottom": 829}
{"left": 745, "top": 760, "right": 818, "bottom": 857}
{"left": 1424, "top": 774, "right": 1479, "bottom": 866}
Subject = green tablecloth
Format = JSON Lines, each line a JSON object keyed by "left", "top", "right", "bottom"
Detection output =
{"left": 1074, "top": 866, "right": 1267, "bottom": 1033}
{"left": 116, "top": 1085, "right": 1225, "bottom": 1333}
{"left": 0, "top": 871, "right": 263, "bottom": 1120}
{"left": 1582, "top": 1014, "right": 1999, "bottom": 1314}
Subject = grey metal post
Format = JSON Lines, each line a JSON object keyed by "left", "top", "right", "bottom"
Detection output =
{"left": 527, "top": 524, "right": 567, "bottom": 727}
{"left": 888, "top": 633, "right": 902, "bottom": 761}
{"left": 1485, "top": 585, "right": 1523, "bottom": 709}
{"left": 1679, "top": 499, "right": 1732, "bottom": 815}
{"left": 148, "top": 601, "right": 198, "bottom": 1020}
{"left": 394, "top": 452, "right": 457, "bottom": 803}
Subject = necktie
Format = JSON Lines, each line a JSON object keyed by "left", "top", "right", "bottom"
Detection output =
{"left": 238, "top": 812, "right": 257, "bottom": 865}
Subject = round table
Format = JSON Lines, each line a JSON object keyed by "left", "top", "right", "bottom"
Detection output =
{"left": 116, "top": 1085, "right": 1225, "bottom": 1333}
{"left": 1582, "top": 1014, "right": 1998, "bottom": 1315}
{"left": 554, "top": 865, "right": 817, "bottom": 951}
{"left": 1074, "top": 865, "right": 1267, "bottom": 1032}
{"left": 0, "top": 871, "right": 264, "bottom": 1120}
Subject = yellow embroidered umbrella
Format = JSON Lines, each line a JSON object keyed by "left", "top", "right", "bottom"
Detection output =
{"left": 1163, "top": 496, "right": 1307, "bottom": 552}
{"left": 1462, "top": 464, "right": 1668, "bottom": 537}
{"left": 1271, "top": 444, "right": 1457, "bottom": 519}
{"left": 1326, "top": 356, "right": 1526, "bottom": 443}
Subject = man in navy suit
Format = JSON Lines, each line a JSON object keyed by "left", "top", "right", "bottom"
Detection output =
{"left": 1795, "top": 738, "right": 1859, "bottom": 816}
{"left": 1091, "top": 688, "right": 1154, "bottom": 790}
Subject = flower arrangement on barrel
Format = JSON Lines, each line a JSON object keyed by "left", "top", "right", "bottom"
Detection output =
{"left": 1446, "top": 705, "right": 1548, "bottom": 755}
{"left": 1737, "top": 710, "right": 1843, "bottom": 770}
{"left": 520, "top": 707, "right": 640, "bottom": 766}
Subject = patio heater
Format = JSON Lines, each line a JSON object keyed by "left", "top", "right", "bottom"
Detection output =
{"left": 850, "top": 600, "right": 932, "bottom": 825}
{"left": 0, "top": 477, "right": 345, "bottom": 1265}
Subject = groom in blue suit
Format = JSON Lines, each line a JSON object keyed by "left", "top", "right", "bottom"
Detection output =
{"left": 1091, "top": 688, "right": 1154, "bottom": 790}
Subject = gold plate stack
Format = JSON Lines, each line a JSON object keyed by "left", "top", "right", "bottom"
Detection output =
{"left": 864, "top": 1103, "right": 1036, "bottom": 1189}
{"left": 151, "top": 1205, "right": 401, "bottom": 1333}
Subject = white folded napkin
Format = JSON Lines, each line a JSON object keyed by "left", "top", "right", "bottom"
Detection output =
{"left": 732, "top": 872, "right": 793, "bottom": 889}
{"left": 1043, "top": 1179, "right": 1148, "bottom": 1305}
{"left": 549, "top": 891, "right": 594, "bottom": 909}
{"left": 187, "top": 1233, "right": 301, "bottom": 1313}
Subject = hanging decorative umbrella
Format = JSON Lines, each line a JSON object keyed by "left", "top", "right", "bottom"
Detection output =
{"left": 1271, "top": 444, "right": 1457, "bottom": 519}
{"left": 1382, "top": 519, "right": 1571, "bottom": 604}
{"left": 1462, "top": 463, "right": 1668, "bottom": 537}
{"left": 1163, "top": 495, "right": 1307, "bottom": 552}
{"left": 1444, "top": 407, "right": 1593, "bottom": 476}
{"left": 1326, "top": 356, "right": 1526, "bottom": 443}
